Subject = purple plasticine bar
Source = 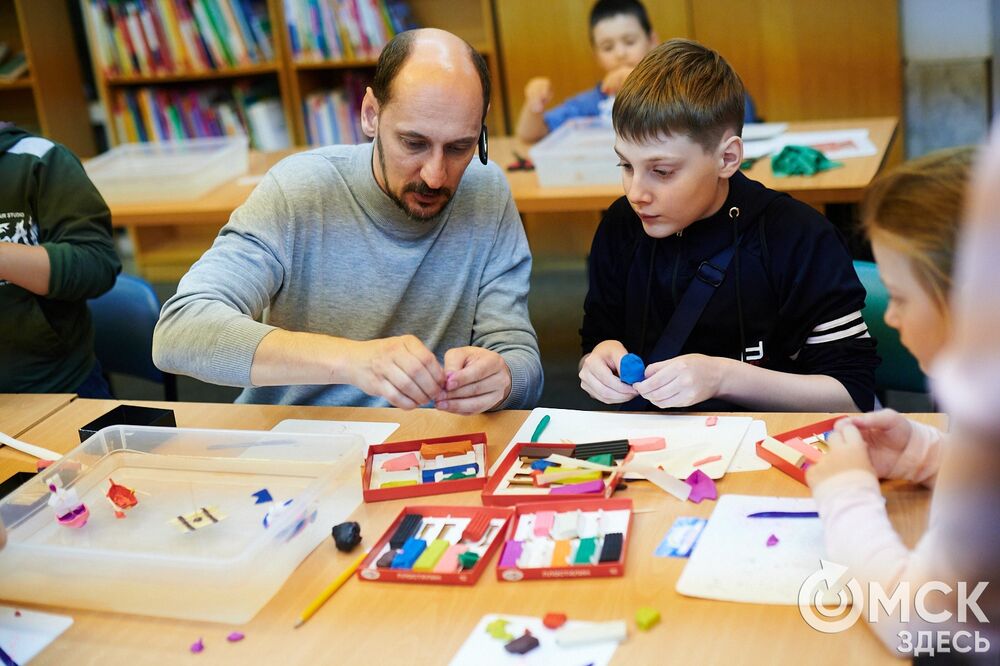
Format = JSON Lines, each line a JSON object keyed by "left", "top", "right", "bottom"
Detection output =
{"left": 550, "top": 479, "right": 605, "bottom": 495}
{"left": 380, "top": 452, "right": 419, "bottom": 472}
{"left": 533, "top": 510, "right": 555, "bottom": 537}
{"left": 499, "top": 540, "right": 523, "bottom": 567}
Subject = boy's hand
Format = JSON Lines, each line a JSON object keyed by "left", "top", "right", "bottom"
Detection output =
{"left": 435, "top": 347, "right": 512, "bottom": 415}
{"left": 837, "top": 409, "right": 914, "bottom": 479}
{"left": 806, "top": 421, "right": 877, "bottom": 488}
{"left": 633, "top": 353, "right": 724, "bottom": 408}
{"left": 579, "top": 340, "right": 639, "bottom": 404}
{"left": 524, "top": 77, "right": 554, "bottom": 113}
{"left": 600, "top": 65, "right": 635, "bottom": 95}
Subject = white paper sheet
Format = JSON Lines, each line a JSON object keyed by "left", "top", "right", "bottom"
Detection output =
{"left": 676, "top": 494, "right": 826, "bottom": 604}
{"left": 450, "top": 614, "right": 620, "bottom": 666}
{"left": 743, "top": 128, "right": 877, "bottom": 161}
{"left": 497, "top": 408, "right": 751, "bottom": 481}
{"left": 0, "top": 606, "right": 73, "bottom": 664}
{"left": 727, "top": 419, "right": 771, "bottom": 472}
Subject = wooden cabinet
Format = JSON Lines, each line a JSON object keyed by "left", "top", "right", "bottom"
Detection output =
{"left": 0, "top": 0, "right": 96, "bottom": 157}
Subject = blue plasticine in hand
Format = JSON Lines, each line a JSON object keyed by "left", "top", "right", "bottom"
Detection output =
{"left": 619, "top": 353, "right": 646, "bottom": 384}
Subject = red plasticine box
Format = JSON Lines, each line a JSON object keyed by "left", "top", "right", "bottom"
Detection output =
{"left": 357, "top": 505, "right": 512, "bottom": 586}
{"left": 362, "top": 432, "right": 488, "bottom": 502}
{"left": 481, "top": 442, "right": 625, "bottom": 506}
{"left": 755, "top": 416, "right": 844, "bottom": 485}
{"left": 496, "top": 498, "right": 633, "bottom": 582}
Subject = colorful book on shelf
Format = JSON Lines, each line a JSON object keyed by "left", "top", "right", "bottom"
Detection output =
{"left": 0, "top": 52, "right": 28, "bottom": 82}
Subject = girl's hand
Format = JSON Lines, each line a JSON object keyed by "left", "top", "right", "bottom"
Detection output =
{"left": 806, "top": 421, "right": 877, "bottom": 488}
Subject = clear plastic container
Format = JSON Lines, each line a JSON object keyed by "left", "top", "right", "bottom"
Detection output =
{"left": 84, "top": 136, "right": 249, "bottom": 203}
{"left": 528, "top": 117, "right": 620, "bottom": 187}
{"left": 0, "top": 425, "right": 363, "bottom": 624}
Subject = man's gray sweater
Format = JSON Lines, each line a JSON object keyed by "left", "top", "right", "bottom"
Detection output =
{"left": 153, "top": 142, "right": 543, "bottom": 408}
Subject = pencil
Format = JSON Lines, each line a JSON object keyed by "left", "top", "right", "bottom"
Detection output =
{"left": 294, "top": 550, "right": 369, "bottom": 628}
{"left": 529, "top": 414, "right": 551, "bottom": 443}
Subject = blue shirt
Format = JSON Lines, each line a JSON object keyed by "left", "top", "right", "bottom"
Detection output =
{"left": 544, "top": 83, "right": 759, "bottom": 131}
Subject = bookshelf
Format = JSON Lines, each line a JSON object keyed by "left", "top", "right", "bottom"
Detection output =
{"left": 0, "top": 0, "right": 96, "bottom": 157}
{"left": 81, "top": 0, "right": 507, "bottom": 152}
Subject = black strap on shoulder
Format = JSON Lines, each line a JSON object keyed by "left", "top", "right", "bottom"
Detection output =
{"left": 622, "top": 240, "right": 739, "bottom": 411}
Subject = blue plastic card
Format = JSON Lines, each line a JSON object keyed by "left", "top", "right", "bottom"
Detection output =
{"left": 655, "top": 517, "right": 708, "bottom": 558}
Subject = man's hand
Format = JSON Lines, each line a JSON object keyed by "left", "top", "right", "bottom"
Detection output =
{"left": 806, "top": 421, "right": 878, "bottom": 488}
{"left": 579, "top": 340, "right": 638, "bottom": 404}
{"left": 600, "top": 65, "right": 635, "bottom": 95}
{"left": 524, "top": 77, "right": 554, "bottom": 113}
{"left": 435, "top": 347, "right": 511, "bottom": 415}
{"left": 343, "top": 335, "right": 444, "bottom": 409}
{"left": 633, "top": 353, "right": 725, "bottom": 408}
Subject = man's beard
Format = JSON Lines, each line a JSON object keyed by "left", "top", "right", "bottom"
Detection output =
{"left": 376, "top": 133, "right": 453, "bottom": 222}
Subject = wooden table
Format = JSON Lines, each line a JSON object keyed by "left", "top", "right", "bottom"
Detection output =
{"left": 100, "top": 118, "right": 896, "bottom": 280}
{"left": 0, "top": 399, "right": 942, "bottom": 665}
{"left": 0, "top": 393, "right": 75, "bottom": 439}
{"left": 493, "top": 117, "right": 899, "bottom": 214}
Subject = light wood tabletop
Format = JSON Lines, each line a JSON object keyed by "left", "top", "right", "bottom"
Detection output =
{"left": 1, "top": 399, "right": 943, "bottom": 665}
{"left": 492, "top": 117, "right": 898, "bottom": 214}
{"left": 0, "top": 393, "right": 76, "bottom": 440}
{"left": 97, "top": 117, "right": 896, "bottom": 280}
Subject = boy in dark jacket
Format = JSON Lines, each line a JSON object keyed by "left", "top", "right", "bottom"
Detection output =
{"left": 0, "top": 123, "right": 120, "bottom": 396}
{"left": 579, "top": 40, "right": 879, "bottom": 411}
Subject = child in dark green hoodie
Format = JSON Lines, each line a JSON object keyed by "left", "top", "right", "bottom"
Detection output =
{"left": 0, "top": 123, "right": 120, "bottom": 396}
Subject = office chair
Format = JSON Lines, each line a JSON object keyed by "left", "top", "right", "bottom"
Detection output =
{"left": 854, "top": 260, "right": 927, "bottom": 396}
{"left": 88, "top": 273, "right": 178, "bottom": 401}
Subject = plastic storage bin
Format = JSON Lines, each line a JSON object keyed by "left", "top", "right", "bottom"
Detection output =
{"left": 0, "top": 425, "right": 364, "bottom": 624}
{"left": 528, "top": 117, "right": 619, "bottom": 187}
{"left": 84, "top": 136, "right": 249, "bottom": 204}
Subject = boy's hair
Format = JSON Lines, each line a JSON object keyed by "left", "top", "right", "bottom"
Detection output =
{"left": 862, "top": 146, "right": 974, "bottom": 311}
{"left": 590, "top": 0, "right": 652, "bottom": 37}
{"left": 613, "top": 39, "right": 746, "bottom": 152}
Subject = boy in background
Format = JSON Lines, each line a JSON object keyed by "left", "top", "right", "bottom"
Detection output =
{"left": 516, "top": 0, "right": 756, "bottom": 143}
{"left": 579, "top": 40, "right": 878, "bottom": 412}
{"left": 0, "top": 123, "right": 120, "bottom": 397}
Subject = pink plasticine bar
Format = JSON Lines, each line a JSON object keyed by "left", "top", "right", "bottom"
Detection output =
{"left": 381, "top": 452, "right": 419, "bottom": 472}
{"left": 433, "top": 544, "right": 468, "bottom": 573}
{"left": 692, "top": 454, "right": 722, "bottom": 467}
{"left": 706, "top": 416, "right": 719, "bottom": 427}
{"left": 549, "top": 479, "right": 605, "bottom": 495}
{"left": 630, "top": 437, "right": 665, "bottom": 452}
{"left": 784, "top": 437, "right": 823, "bottom": 464}
{"left": 533, "top": 511, "right": 555, "bottom": 537}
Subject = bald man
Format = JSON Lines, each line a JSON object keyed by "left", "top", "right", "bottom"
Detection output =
{"left": 153, "top": 29, "right": 543, "bottom": 413}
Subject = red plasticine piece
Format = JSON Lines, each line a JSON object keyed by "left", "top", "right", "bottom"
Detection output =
{"left": 692, "top": 454, "right": 722, "bottom": 467}
{"left": 462, "top": 512, "right": 490, "bottom": 542}
{"left": 543, "top": 612, "right": 567, "bottom": 629}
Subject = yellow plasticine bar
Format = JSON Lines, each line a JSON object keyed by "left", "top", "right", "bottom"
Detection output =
{"left": 380, "top": 480, "right": 419, "bottom": 489}
{"left": 551, "top": 540, "right": 573, "bottom": 567}
{"left": 420, "top": 440, "right": 473, "bottom": 459}
{"left": 412, "top": 539, "right": 451, "bottom": 571}
{"left": 535, "top": 469, "right": 600, "bottom": 485}
{"left": 760, "top": 437, "right": 806, "bottom": 467}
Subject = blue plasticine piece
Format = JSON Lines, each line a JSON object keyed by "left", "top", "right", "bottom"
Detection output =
{"left": 391, "top": 537, "right": 427, "bottom": 569}
{"left": 530, "top": 459, "right": 557, "bottom": 471}
{"left": 251, "top": 488, "right": 273, "bottom": 504}
{"left": 619, "top": 353, "right": 645, "bottom": 384}
{"left": 421, "top": 462, "right": 479, "bottom": 483}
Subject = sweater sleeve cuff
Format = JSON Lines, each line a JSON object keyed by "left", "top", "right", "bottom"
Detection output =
{"left": 209, "top": 317, "right": 277, "bottom": 386}
{"left": 496, "top": 350, "right": 539, "bottom": 411}
{"left": 888, "top": 420, "right": 943, "bottom": 487}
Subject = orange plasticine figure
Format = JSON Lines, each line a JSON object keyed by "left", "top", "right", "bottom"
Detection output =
{"left": 106, "top": 478, "right": 139, "bottom": 518}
